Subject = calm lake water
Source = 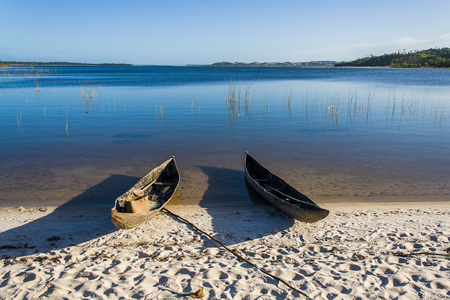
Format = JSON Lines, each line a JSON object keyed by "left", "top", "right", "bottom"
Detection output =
{"left": 1, "top": 66, "right": 449, "bottom": 207}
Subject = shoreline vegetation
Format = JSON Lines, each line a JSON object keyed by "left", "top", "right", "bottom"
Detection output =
{"left": 1, "top": 48, "right": 449, "bottom": 69}
{"left": 335, "top": 47, "right": 450, "bottom": 68}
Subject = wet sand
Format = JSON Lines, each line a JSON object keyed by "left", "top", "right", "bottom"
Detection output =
{"left": 1, "top": 149, "right": 449, "bottom": 208}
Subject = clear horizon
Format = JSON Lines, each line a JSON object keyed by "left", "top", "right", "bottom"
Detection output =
{"left": 1, "top": 0, "right": 449, "bottom": 65}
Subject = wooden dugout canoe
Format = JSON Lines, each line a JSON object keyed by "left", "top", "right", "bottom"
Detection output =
{"left": 244, "top": 152, "right": 329, "bottom": 222}
{"left": 111, "top": 157, "right": 180, "bottom": 229}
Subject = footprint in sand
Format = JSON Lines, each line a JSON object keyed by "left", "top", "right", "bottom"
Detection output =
{"left": 430, "top": 280, "right": 449, "bottom": 290}
{"left": 298, "top": 265, "right": 315, "bottom": 276}
{"left": 332, "top": 283, "right": 352, "bottom": 294}
{"left": 203, "top": 269, "right": 229, "bottom": 280}
{"left": 403, "top": 242, "right": 424, "bottom": 251}
{"left": 22, "top": 272, "right": 38, "bottom": 283}
{"left": 9, "top": 271, "right": 41, "bottom": 287}
{"left": 334, "top": 262, "right": 362, "bottom": 273}
{"left": 373, "top": 265, "right": 399, "bottom": 275}
{"left": 175, "top": 268, "right": 197, "bottom": 277}
{"left": 391, "top": 274, "right": 410, "bottom": 287}
{"left": 271, "top": 269, "right": 304, "bottom": 281}
{"left": 363, "top": 275, "right": 381, "bottom": 289}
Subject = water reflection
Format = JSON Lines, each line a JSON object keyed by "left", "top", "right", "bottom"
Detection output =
{"left": 3, "top": 79, "right": 448, "bottom": 146}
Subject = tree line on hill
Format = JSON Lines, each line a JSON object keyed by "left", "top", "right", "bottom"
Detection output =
{"left": 335, "top": 48, "right": 450, "bottom": 68}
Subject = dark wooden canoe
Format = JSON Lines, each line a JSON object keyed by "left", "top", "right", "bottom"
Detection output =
{"left": 111, "top": 157, "right": 180, "bottom": 229}
{"left": 244, "top": 152, "right": 329, "bottom": 222}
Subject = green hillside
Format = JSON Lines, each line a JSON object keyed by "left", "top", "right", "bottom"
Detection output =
{"left": 335, "top": 48, "right": 450, "bottom": 68}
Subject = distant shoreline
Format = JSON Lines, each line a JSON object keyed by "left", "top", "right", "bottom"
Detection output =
{"left": 0, "top": 61, "right": 133, "bottom": 67}
{"left": 187, "top": 61, "right": 338, "bottom": 68}
{"left": 1, "top": 60, "right": 338, "bottom": 68}
{"left": 2, "top": 47, "right": 449, "bottom": 68}
{"left": 1, "top": 61, "right": 447, "bottom": 70}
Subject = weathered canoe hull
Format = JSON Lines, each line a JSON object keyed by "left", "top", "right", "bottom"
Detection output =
{"left": 244, "top": 152, "right": 329, "bottom": 223}
{"left": 111, "top": 209, "right": 160, "bottom": 230}
{"left": 111, "top": 157, "right": 180, "bottom": 229}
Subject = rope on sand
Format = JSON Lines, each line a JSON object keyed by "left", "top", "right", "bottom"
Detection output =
{"left": 31, "top": 275, "right": 54, "bottom": 299}
{"left": 391, "top": 251, "right": 450, "bottom": 258}
{"left": 163, "top": 208, "right": 310, "bottom": 300}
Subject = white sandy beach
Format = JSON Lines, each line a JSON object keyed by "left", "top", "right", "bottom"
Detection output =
{"left": 0, "top": 202, "right": 449, "bottom": 299}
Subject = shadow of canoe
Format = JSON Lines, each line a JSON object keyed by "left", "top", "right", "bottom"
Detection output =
{"left": 0, "top": 174, "right": 138, "bottom": 258}
{"left": 192, "top": 166, "right": 294, "bottom": 246}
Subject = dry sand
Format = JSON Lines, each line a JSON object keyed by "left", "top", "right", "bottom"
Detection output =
{"left": 0, "top": 202, "right": 449, "bottom": 299}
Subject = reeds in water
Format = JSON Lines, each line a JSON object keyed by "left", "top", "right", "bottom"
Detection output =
{"left": 431, "top": 102, "right": 448, "bottom": 130}
{"left": 261, "top": 93, "right": 269, "bottom": 123}
{"left": 65, "top": 104, "right": 69, "bottom": 135}
{"left": 223, "top": 83, "right": 254, "bottom": 136}
{"left": 16, "top": 112, "right": 23, "bottom": 135}
{"left": 156, "top": 100, "right": 165, "bottom": 125}
{"left": 283, "top": 88, "right": 293, "bottom": 118}
{"left": 80, "top": 82, "right": 98, "bottom": 113}
{"left": 189, "top": 93, "right": 201, "bottom": 123}
{"left": 224, "top": 83, "right": 253, "bottom": 119}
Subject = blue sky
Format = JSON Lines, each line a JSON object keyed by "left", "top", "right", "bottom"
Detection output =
{"left": 1, "top": 0, "right": 449, "bottom": 65}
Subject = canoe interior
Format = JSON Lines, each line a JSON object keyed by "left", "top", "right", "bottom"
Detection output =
{"left": 111, "top": 157, "right": 179, "bottom": 229}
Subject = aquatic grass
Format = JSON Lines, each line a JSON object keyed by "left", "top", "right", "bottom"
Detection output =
{"left": 397, "top": 93, "right": 407, "bottom": 130}
{"left": 364, "top": 89, "right": 375, "bottom": 126}
{"left": 225, "top": 81, "right": 241, "bottom": 119}
{"left": 243, "top": 86, "right": 253, "bottom": 117}
{"left": 332, "top": 88, "right": 374, "bottom": 130}
{"left": 283, "top": 88, "right": 294, "bottom": 118}
{"left": 299, "top": 86, "right": 312, "bottom": 127}
{"left": 431, "top": 102, "right": 448, "bottom": 130}
{"left": 65, "top": 104, "right": 69, "bottom": 135}
{"left": 188, "top": 92, "right": 201, "bottom": 123}
{"left": 288, "top": 86, "right": 381, "bottom": 133}
{"left": 224, "top": 82, "right": 240, "bottom": 136}
{"left": 224, "top": 82, "right": 255, "bottom": 118}
{"left": 34, "top": 79, "right": 41, "bottom": 100}
{"left": 16, "top": 112, "right": 23, "bottom": 135}
{"left": 229, "top": 83, "right": 448, "bottom": 136}
{"left": 382, "top": 89, "right": 449, "bottom": 131}
{"left": 385, "top": 91, "right": 397, "bottom": 127}
{"left": 261, "top": 93, "right": 269, "bottom": 124}
{"left": 80, "top": 84, "right": 97, "bottom": 101}
{"left": 326, "top": 95, "right": 341, "bottom": 129}
{"left": 65, "top": 104, "right": 72, "bottom": 151}
{"left": 110, "top": 92, "right": 120, "bottom": 117}
{"left": 223, "top": 82, "right": 256, "bottom": 136}
{"left": 156, "top": 99, "right": 165, "bottom": 125}
{"left": 80, "top": 82, "right": 99, "bottom": 114}
{"left": 347, "top": 88, "right": 362, "bottom": 125}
